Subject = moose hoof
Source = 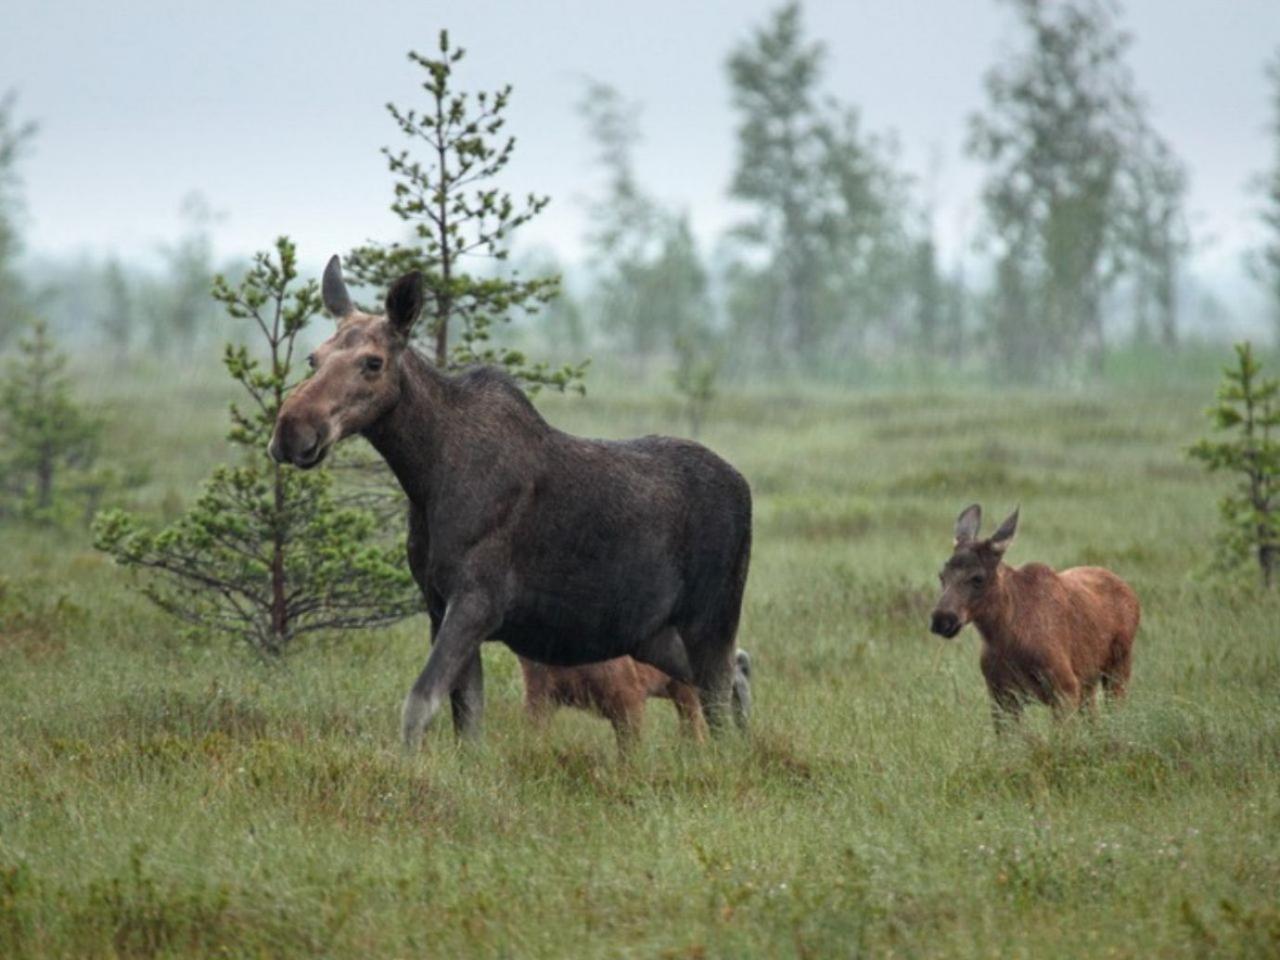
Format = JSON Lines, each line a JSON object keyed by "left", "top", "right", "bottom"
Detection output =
{"left": 400, "top": 689, "right": 438, "bottom": 751}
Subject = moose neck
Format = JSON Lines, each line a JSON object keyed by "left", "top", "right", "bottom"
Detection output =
{"left": 360, "top": 348, "right": 452, "bottom": 507}
{"left": 971, "top": 564, "right": 1017, "bottom": 649}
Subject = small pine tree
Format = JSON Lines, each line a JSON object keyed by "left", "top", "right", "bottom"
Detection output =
{"left": 98, "top": 257, "right": 133, "bottom": 358}
{"left": 345, "top": 30, "right": 586, "bottom": 395}
{"left": 672, "top": 334, "right": 720, "bottom": 438}
{"left": 1252, "top": 49, "right": 1280, "bottom": 344}
{"left": 0, "top": 91, "right": 37, "bottom": 347}
{"left": 94, "top": 238, "right": 422, "bottom": 655}
{"left": 0, "top": 320, "right": 101, "bottom": 523}
{"left": 1188, "top": 342, "right": 1279, "bottom": 588}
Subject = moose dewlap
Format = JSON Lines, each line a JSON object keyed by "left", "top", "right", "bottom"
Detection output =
{"left": 930, "top": 504, "right": 1140, "bottom": 729}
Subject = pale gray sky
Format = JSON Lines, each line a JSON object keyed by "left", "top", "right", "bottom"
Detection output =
{"left": 4, "top": 0, "right": 1279, "bottom": 295}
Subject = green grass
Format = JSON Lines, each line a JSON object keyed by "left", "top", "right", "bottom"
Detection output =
{"left": 2, "top": 360, "right": 1279, "bottom": 958}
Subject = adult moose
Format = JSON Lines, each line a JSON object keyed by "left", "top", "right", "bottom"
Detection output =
{"left": 930, "top": 504, "right": 1140, "bottom": 731}
{"left": 269, "top": 257, "right": 753, "bottom": 749}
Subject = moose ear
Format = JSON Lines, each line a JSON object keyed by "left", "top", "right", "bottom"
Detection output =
{"left": 989, "top": 507, "right": 1019, "bottom": 554}
{"left": 385, "top": 271, "right": 424, "bottom": 337}
{"left": 954, "top": 503, "right": 982, "bottom": 546}
{"left": 322, "top": 255, "right": 354, "bottom": 319}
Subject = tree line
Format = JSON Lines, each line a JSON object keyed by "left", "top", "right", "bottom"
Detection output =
{"left": 3, "top": 2, "right": 1280, "bottom": 384}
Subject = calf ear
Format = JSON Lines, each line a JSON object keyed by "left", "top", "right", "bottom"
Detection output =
{"left": 385, "top": 271, "right": 424, "bottom": 338}
{"left": 322, "top": 255, "right": 354, "bottom": 319}
{"left": 990, "top": 507, "right": 1019, "bottom": 554}
{"left": 954, "top": 503, "right": 982, "bottom": 545}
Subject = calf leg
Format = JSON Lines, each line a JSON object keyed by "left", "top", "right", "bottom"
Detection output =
{"left": 1101, "top": 647, "right": 1132, "bottom": 704}
{"left": 520, "top": 658, "right": 555, "bottom": 727}
{"left": 668, "top": 682, "right": 708, "bottom": 742}
{"left": 603, "top": 696, "right": 645, "bottom": 753}
{"left": 989, "top": 688, "right": 1023, "bottom": 736}
{"left": 1050, "top": 673, "right": 1083, "bottom": 722}
{"left": 402, "top": 594, "right": 499, "bottom": 751}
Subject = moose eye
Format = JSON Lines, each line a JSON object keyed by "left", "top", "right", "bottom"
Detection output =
{"left": 307, "top": 353, "right": 318, "bottom": 371}
{"left": 362, "top": 356, "right": 384, "bottom": 373}
{"left": 968, "top": 575, "right": 985, "bottom": 587}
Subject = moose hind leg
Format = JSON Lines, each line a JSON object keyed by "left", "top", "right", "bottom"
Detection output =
{"left": 1101, "top": 648, "right": 1132, "bottom": 704}
{"left": 689, "top": 643, "right": 736, "bottom": 734}
{"left": 631, "top": 626, "right": 694, "bottom": 684}
{"left": 730, "top": 649, "right": 752, "bottom": 732}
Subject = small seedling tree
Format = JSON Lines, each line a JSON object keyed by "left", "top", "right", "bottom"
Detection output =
{"left": 1188, "top": 342, "right": 1279, "bottom": 588}
{"left": 672, "top": 334, "right": 720, "bottom": 438}
{"left": 95, "top": 238, "right": 422, "bottom": 655}
{"left": 0, "top": 320, "right": 102, "bottom": 523}
{"left": 345, "top": 30, "right": 586, "bottom": 394}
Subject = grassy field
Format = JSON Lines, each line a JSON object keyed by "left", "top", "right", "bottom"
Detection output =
{"left": 1, "top": 356, "right": 1278, "bottom": 958}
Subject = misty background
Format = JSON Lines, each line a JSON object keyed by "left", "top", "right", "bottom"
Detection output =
{"left": 3, "top": 0, "right": 1280, "bottom": 374}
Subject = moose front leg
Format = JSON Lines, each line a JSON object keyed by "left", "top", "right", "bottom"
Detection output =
{"left": 402, "top": 594, "right": 498, "bottom": 750}
{"left": 449, "top": 652, "right": 484, "bottom": 739}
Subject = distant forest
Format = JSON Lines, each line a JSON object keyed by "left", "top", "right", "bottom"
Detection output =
{"left": 3, "top": 1, "right": 1280, "bottom": 385}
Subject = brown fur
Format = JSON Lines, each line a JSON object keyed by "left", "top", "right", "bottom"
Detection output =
{"left": 519, "top": 656, "right": 707, "bottom": 748}
{"left": 931, "top": 505, "right": 1140, "bottom": 730}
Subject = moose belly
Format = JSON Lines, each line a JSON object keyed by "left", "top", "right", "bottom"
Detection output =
{"left": 494, "top": 585, "right": 674, "bottom": 667}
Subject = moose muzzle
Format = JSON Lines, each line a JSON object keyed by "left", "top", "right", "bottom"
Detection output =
{"left": 269, "top": 414, "right": 329, "bottom": 469}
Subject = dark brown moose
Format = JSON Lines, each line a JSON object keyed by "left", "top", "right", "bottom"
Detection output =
{"left": 520, "top": 649, "right": 752, "bottom": 748}
{"left": 269, "top": 257, "right": 753, "bottom": 749}
{"left": 930, "top": 504, "right": 1140, "bottom": 730}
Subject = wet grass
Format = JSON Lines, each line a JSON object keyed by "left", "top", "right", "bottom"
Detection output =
{"left": 1, "top": 362, "right": 1278, "bottom": 957}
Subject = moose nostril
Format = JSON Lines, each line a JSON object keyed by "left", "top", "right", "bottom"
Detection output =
{"left": 930, "top": 612, "right": 955, "bottom": 636}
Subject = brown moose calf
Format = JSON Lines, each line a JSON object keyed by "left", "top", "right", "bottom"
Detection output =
{"left": 930, "top": 504, "right": 1140, "bottom": 730}
{"left": 519, "top": 650, "right": 752, "bottom": 748}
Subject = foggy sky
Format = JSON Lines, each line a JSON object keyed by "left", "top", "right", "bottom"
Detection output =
{"left": 4, "top": 0, "right": 1279, "bottom": 296}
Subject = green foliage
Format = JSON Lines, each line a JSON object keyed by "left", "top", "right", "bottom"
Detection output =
{"left": 0, "top": 91, "right": 37, "bottom": 347}
{"left": 724, "top": 2, "right": 913, "bottom": 365}
{"left": 1188, "top": 343, "right": 1280, "bottom": 587}
{"left": 150, "top": 193, "right": 220, "bottom": 355}
{"left": 1125, "top": 135, "right": 1189, "bottom": 349}
{"left": 94, "top": 238, "right": 421, "bottom": 655}
{"left": 578, "top": 80, "right": 714, "bottom": 358}
{"left": 1251, "top": 48, "right": 1280, "bottom": 344}
{"left": 96, "top": 257, "right": 133, "bottom": 357}
{"left": 671, "top": 332, "right": 720, "bottom": 438}
{"left": 346, "top": 30, "right": 586, "bottom": 396}
{"left": 969, "top": 0, "right": 1189, "bottom": 376}
{"left": 0, "top": 320, "right": 104, "bottom": 525}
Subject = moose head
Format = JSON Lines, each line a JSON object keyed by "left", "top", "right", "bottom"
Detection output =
{"left": 929, "top": 503, "right": 1019, "bottom": 639}
{"left": 269, "top": 256, "right": 422, "bottom": 469}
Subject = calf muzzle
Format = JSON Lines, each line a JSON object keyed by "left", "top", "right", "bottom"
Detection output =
{"left": 930, "top": 610, "right": 963, "bottom": 639}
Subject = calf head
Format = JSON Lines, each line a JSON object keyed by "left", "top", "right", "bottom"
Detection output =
{"left": 269, "top": 256, "right": 423, "bottom": 469}
{"left": 929, "top": 503, "right": 1018, "bottom": 639}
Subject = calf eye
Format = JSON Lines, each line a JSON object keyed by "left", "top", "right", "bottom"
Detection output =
{"left": 362, "top": 356, "right": 384, "bottom": 373}
{"left": 307, "top": 353, "right": 318, "bottom": 370}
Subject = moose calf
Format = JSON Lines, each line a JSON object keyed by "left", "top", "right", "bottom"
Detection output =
{"left": 930, "top": 504, "right": 1139, "bottom": 730}
{"left": 520, "top": 650, "right": 752, "bottom": 749}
